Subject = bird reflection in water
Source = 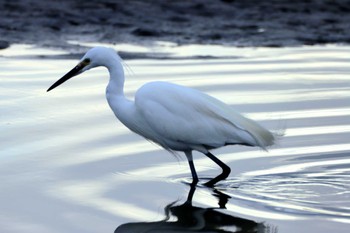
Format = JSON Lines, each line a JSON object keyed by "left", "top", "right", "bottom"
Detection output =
{"left": 115, "top": 184, "right": 275, "bottom": 233}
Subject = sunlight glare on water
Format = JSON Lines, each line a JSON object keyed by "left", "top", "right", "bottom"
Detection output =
{"left": 0, "top": 44, "right": 350, "bottom": 233}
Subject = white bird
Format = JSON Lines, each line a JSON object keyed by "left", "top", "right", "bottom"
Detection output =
{"left": 47, "top": 47, "right": 275, "bottom": 186}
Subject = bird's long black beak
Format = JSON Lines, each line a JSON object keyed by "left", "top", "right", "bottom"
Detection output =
{"left": 47, "top": 62, "right": 85, "bottom": 92}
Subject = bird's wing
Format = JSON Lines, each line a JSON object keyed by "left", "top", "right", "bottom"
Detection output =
{"left": 135, "top": 82, "right": 274, "bottom": 150}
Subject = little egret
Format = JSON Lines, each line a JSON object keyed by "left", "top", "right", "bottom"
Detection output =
{"left": 47, "top": 47, "right": 275, "bottom": 186}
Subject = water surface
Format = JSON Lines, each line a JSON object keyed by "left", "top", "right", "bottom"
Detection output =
{"left": 1, "top": 45, "right": 350, "bottom": 233}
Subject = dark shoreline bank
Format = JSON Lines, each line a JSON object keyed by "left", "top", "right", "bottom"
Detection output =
{"left": 1, "top": 0, "right": 350, "bottom": 52}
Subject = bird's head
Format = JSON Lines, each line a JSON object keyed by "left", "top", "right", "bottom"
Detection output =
{"left": 47, "top": 46, "right": 117, "bottom": 92}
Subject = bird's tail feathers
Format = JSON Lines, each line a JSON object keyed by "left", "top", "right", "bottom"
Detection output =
{"left": 220, "top": 108, "right": 276, "bottom": 150}
{"left": 243, "top": 120, "right": 276, "bottom": 150}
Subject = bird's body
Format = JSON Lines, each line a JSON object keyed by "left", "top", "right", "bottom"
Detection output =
{"left": 48, "top": 47, "right": 275, "bottom": 186}
{"left": 114, "top": 81, "right": 273, "bottom": 153}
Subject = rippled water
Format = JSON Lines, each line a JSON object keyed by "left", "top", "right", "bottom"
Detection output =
{"left": 1, "top": 45, "right": 350, "bottom": 233}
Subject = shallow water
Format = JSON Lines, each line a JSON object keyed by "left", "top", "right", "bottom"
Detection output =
{"left": 1, "top": 45, "right": 350, "bottom": 233}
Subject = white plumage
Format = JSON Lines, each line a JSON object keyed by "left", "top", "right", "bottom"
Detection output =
{"left": 47, "top": 46, "right": 275, "bottom": 186}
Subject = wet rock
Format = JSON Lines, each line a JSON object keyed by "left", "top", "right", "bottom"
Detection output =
{"left": 0, "top": 40, "right": 10, "bottom": 49}
{"left": 168, "top": 16, "right": 189, "bottom": 23}
{"left": 132, "top": 28, "right": 161, "bottom": 37}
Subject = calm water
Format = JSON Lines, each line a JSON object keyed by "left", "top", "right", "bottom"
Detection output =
{"left": 1, "top": 44, "right": 350, "bottom": 233}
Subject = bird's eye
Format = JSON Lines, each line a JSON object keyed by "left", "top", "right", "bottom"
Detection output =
{"left": 83, "top": 58, "right": 91, "bottom": 64}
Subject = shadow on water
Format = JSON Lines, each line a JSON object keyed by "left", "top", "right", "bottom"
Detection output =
{"left": 115, "top": 183, "right": 275, "bottom": 233}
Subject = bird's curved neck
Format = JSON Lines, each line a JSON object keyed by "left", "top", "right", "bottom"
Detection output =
{"left": 105, "top": 56, "right": 134, "bottom": 127}
{"left": 106, "top": 57, "right": 125, "bottom": 97}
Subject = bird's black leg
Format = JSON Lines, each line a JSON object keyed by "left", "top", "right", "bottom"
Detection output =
{"left": 204, "top": 152, "right": 231, "bottom": 187}
{"left": 188, "top": 160, "right": 199, "bottom": 184}
{"left": 186, "top": 182, "right": 197, "bottom": 204}
{"left": 185, "top": 151, "right": 198, "bottom": 185}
